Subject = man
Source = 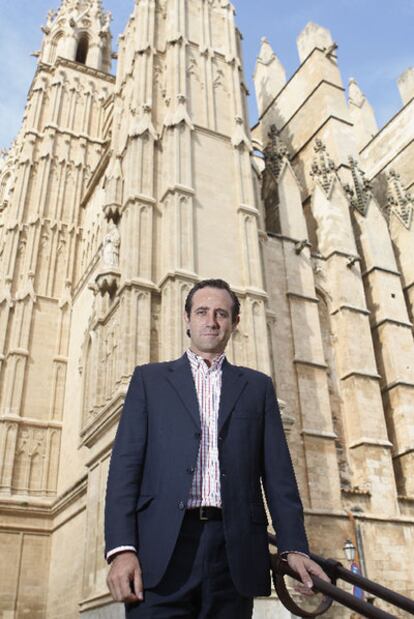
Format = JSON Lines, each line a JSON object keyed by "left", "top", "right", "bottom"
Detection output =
{"left": 105, "top": 279, "right": 327, "bottom": 617}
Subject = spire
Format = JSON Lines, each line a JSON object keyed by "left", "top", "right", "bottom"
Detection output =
{"left": 397, "top": 67, "right": 414, "bottom": 106}
{"left": 254, "top": 37, "right": 286, "bottom": 116}
{"left": 296, "top": 22, "right": 337, "bottom": 65}
{"left": 348, "top": 77, "right": 378, "bottom": 149}
{"left": 38, "top": 0, "right": 113, "bottom": 73}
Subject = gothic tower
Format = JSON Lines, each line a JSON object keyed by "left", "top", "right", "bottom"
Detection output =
{"left": 0, "top": 0, "right": 114, "bottom": 614}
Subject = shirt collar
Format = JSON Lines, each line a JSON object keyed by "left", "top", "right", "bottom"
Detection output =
{"left": 186, "top": 348, "right": 226, "bottom": 372}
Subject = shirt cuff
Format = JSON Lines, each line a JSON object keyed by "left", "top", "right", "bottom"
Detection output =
{"left": 106, "top": 545, "right": 137, "bottom": 563}
{"left": 280, "top": 550, "right": 310, "bottom": 560}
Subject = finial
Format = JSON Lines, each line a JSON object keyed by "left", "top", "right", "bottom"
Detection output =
{"left": 309, "top": 138, "right": 336, "bottom": 194}
{"left": 385, "top": 168, "right": 413, "bottom": 229}
{"left": 343, "top": 157, "right": 371, "bottom": 216}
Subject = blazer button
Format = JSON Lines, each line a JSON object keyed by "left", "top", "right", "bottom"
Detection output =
{"left": 194, "top": 432, "right": 201, "bottom": 440}
{"left": 187, "top": 467, "right": 195, "bottom": 474}
{"left": 178, "top": 501, "right": 185, "bottom": 510}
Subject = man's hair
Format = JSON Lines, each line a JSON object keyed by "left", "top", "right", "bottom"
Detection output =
{"left": 185, "top": 279, "right": 240, "bottom": 323}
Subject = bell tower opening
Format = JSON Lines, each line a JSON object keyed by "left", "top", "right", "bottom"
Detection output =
{"left": 75, "top": 34, "right": 89, "bottom": 64}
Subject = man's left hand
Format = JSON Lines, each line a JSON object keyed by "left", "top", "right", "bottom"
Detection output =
{"left": 286, "top": 553, "right": 330, "bottom": 596}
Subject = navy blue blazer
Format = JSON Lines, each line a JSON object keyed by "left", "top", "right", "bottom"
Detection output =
{"left": 105, "top": 354, "right": 309, "bottom": 597}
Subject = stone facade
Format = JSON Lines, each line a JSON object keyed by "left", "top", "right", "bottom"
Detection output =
{"left": 0, "top": 1, "right": 413, "bottom": 617}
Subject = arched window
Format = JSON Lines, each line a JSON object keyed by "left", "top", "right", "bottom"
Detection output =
{"left": 76, "top": 34, "right": 89, "bottom": 64}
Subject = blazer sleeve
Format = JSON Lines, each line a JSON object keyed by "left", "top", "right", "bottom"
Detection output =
{"left": 104, "top": 366, "right": 148, "bottom": 557}
{"left": 262, "top": 376, "right": 309, "bottom": 555}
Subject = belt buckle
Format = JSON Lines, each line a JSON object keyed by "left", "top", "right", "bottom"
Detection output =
{"left": 199, "top": 506, "right": 208, "bottom": 521}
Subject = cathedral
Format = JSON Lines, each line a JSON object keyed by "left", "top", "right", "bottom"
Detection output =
{"left": 0, "top": 0, "right": 413, "bottom": 617}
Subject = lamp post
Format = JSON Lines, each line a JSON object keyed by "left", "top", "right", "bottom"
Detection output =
{"left": 343, "top": 539, "right": 364, "bottom": 602}
{"left": 343, "top": 539, "right": 355, "bottom": 563}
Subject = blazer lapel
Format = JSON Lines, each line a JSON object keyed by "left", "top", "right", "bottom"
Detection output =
{"left": 166, "top": 354, "right": 201, "bottom": 430}
{"left": 218, "top": 359, "right": 248, "bottom": 432}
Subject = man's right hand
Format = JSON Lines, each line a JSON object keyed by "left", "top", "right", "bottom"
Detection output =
{"left": 106, "top": 551, "right": 144, "bottom": 603}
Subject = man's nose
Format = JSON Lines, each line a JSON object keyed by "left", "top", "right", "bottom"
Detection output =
{"left": 206, "top": 312, "right": 219, "bottom": 327}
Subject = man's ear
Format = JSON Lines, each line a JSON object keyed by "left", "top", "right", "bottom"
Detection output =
{"left": 183, "top": 312, "right": 191, "bottom": 338}
{"left": 232, "top": 315, "right": 240, "bottom": 332}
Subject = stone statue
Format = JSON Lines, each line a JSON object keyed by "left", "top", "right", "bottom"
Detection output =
{"left": 102, "top": 223, "right": 120, "bottom": 268}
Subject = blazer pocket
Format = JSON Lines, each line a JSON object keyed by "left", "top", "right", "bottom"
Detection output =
{"left": 250, "top": 502, "right": 268, "bottom": 525}
{"left": 136, "top": 495, "right": 154, "bottom": 512}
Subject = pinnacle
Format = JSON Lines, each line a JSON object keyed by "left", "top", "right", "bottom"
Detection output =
{"left": 256, "top": 36, "right": 276, "bottom": 65}
{"left": 298, "top": 21, "right": 332, "bottom": 39}
{"left": 297, "top": 21, "right": 335, "bottom": 63}
{"left": 348, "top": 77, "right": 365, "bottom": 105}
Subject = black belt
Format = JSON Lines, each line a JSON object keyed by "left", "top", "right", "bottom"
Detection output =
{"left": 186, "top": 506, "right": 223, "bottom": 521}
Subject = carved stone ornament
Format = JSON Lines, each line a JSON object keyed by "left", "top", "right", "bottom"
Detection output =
{"left": 163, "top": 94, "right": 194, "bottom": 130}
{"left": 16, "top": 273, "right": 37, "bottom": 303}
{"left": 42, "top": 9, "right": 57, "bottom": 33}
{"left": 96, "top": 222, "right": 121, "bottom": 297}
{"left": 231, "top": 116, "right": 251, "bottom": 149}
{"left": 129, "top": 104, "right": 158, "bottom": 140}
{"left": 343, "top": 156, "right": 372, "bottom": 216}
{"left": 384, "top": 169, "right": 413, "bottom": 230}
{"left": 263, "top": 124, "right": 289, "bottom": 179}
{"left": 0, "top": 278, "right": 13, "bottom": 307}
{"left": 95, "top": 269, "right": 120, "bottom": 298}
{"left": 309, "top": 138, "right": 336, "bottom": 194}
{"left": 278, "top": 399, "right": 295, "bottom": 435}
{"left": 102, "top": 222, "right": 120, "bottom": 269}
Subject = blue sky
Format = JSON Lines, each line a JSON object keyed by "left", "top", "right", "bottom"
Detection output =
{"left": 0, "top": 0, "right": 412, "bottom": 149}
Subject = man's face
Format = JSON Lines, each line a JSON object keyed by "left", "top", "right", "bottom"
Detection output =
{"left": 184, "top": 287, "right": 239, "bottom": 357}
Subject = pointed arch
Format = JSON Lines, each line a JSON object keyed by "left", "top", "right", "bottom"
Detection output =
{"left": 49, "top": 31, "right": 64, "bottom": 64}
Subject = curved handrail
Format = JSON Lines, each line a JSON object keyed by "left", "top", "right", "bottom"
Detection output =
{"left": 268, "top": 534, "right": 414, "bottom": 618}
{"left": 310, "top": 552, "right": 414, "bottom": 615}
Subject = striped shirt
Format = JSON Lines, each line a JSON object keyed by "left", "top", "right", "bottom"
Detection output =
{"left": 186, "top": 348, "right": 225, "bottom": 508}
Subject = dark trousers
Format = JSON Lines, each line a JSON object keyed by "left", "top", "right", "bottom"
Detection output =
{"left": 125, "top": 512, "right": 253, "bottom": 618}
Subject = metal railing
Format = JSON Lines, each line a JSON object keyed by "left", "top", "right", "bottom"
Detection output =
{"left": 268, "top": 534, "right": 414, "bottom": 618}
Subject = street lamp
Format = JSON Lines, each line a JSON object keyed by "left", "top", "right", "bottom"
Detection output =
{"left": 343, "top": 539, "right": 356, "bottom": 563}
{"left": 343, "top": 539, "right": 364, "bottom": 603}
